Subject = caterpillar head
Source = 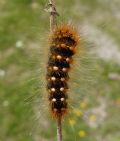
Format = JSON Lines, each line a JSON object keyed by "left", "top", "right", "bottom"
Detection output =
{"left": 50, "top": 24, "right": 79, "bottom": 48}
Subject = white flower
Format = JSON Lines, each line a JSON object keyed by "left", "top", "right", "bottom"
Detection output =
{"left": 3, "top": 100, "right": 9, "bottom": 107}
{"left": 0, "top": 69, "right": 5, "bottom": 77}
{"left": 15, "top": 40, "right": 23, "bottom": 48}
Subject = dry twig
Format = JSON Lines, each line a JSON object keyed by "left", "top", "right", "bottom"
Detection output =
{"left": 45, "top": 0, "right": 59, "bottom": 31}
{"left": 45, "top": 1, "right": 62, "bottom": 141}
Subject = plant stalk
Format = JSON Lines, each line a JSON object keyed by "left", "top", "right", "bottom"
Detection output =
{"left": 45, "top": 0, "right": 62, "bottom": 141}
{"left": 57, "top": 117, "right": 62, "bottom": 141}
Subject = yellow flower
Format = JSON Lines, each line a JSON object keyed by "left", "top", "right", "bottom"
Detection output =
{"left": 80, "top": 101, "right": 87, "bottom": 109}
{"left": 89, "top": 114, "right": 96, "bottom": 121}
{"left": 78, "top": 130, "right": 86, "bottom": 137}
{"left": 73, "top": 108, "right": 82, "bottom": 117}
{"left": 115, "top": 98, "right": 120, "bottom": 106}
{"left": 69, "top": 119, "right": 76, "bottom": 127}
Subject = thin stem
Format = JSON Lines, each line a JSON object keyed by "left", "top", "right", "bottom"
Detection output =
{"left": 45, "top": 0, "right": 58, "bottom": 31}
{"left": 57, "top": 117, "right": 62, "bottom": 141}
{"left": 45, "top": 1, "right": 62, "bottom": 141}
{"left": 48, "top": 0, "right": 56, "bottom": 31}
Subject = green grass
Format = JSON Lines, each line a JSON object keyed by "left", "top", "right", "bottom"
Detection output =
{"left": 0, "top": 0, "right": 120, "bottom": 141}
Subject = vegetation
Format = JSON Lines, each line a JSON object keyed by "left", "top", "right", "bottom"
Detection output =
{"left": 0, "top": 0, "right": 120, "bottom": 141}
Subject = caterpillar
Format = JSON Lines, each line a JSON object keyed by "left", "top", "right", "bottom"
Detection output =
{"left": 46, "top": 24, "right": 79, "bottom": 118}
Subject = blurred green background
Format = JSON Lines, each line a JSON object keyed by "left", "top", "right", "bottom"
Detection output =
{"left": 0, "top": 0, "right": 120, "bottom": 141}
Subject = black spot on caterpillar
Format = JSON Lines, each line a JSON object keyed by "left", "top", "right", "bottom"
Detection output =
{"left": 46, "top": 24, "right": 79, "bottom": 118}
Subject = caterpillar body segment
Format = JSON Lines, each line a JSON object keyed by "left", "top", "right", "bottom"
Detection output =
{"left": 46, "top": 24, "right": 79, "bottom": 118}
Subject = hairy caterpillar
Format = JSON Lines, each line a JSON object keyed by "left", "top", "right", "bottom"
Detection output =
{"left": 46, "top": 24, "right": 79, "bottom": 118}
